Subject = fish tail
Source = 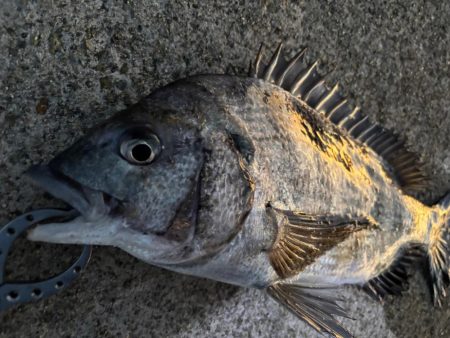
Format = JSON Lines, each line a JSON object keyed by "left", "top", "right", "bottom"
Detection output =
{"left": 427, "top": 191, "right": 450, "bottom": 307}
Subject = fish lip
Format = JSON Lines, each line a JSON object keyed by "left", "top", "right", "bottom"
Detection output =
{"left": 25, "top": 165, "right": 116, "bottom": 221}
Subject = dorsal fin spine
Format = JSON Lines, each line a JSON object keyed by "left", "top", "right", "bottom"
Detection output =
{"left": 315, "top": 83, "right": 340, "bottom": 112}
{"left": 357, "top": 124, "right": 379, "bottom": 142}
{"left": 253, "top": 44, "right": 264, "bottom": 78}
{"left": 394, "top": 158, "right": 416, "bottom": 171}
{"left": 399, "top": 165, "right": 423, "bottom": 175}
{"left": 247, "top": 60, "right": 253, "bottom": 77}
{"left": 304, "top": 79, "right": 325, "bottom": 101}
{"left": 342, "top": 108, "right": 364, "bottom": 130}
{"left": 327, "top": 99, "right": 347, "bottom": 118}
{"left": 366, "top": 130, "right": 387, "bottom": 147}
{"left": 379, "top": 141, "right": 402, "bottom": 157}
{"left": 263, "top": 43, "right": 283, "bottom": 81}
{"left": 276, "top": 48, "right": 307, "bottom": 86}
{"left": 347, "top": 115, "right": 369, "bottom": 134}
{"left": 289, "top": 60, "right": 319, "bottom": 95}
{"left": 371, "top": 134, "right": 395, "bottom": 150}
{"left": 337, "top": 106, "right": 359, "bottom": 127}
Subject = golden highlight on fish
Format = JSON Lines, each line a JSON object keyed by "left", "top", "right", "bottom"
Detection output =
{"left": 25, "top": 43, "right": 450, "bottom": 337}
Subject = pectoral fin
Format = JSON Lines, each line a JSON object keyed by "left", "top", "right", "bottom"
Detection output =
{"left": 268, "top": 283, "right": 353, "bottom": 338}
{"left": 267, "top": 205, "right": 375, "bottom": 278}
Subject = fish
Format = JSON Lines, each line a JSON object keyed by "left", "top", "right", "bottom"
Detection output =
{"left": 24, "top": 42, "right": 449, "bottom": 338}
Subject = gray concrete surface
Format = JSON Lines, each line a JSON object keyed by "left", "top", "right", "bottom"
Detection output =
{"left": 0, "top": 0, "right": 449, "bottom": 337}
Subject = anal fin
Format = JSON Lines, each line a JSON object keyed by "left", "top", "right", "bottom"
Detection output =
{"left": 362, "top": 244, "right": 424, "bottom": 302}
{"left": 268, "top": 283, "right": 353, "bottom": 338}
{"left": 267, "top": 205, "right": 374, "bottom": 278}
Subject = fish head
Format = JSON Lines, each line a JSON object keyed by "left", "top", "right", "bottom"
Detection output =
{"left": 27, "top": 100, "right": 206, "bottom": 263}
{"left": 26, "top": 77, "right": 255, "bottom": 267}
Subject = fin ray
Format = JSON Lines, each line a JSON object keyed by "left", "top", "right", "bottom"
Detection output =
{"left": 427, "top": 193, "right": 450, "bottom": 307}
{"left": 276, "top": 48, "right": 307, "bottom": 86}
{"left": 267, "top": 205, "right": 373, "bottom": 278}
{"left": 268, "top": 283, "right": 353, "bottom": 338}
{"left": 361, "top": 243, "right": 425, "bottom": 302}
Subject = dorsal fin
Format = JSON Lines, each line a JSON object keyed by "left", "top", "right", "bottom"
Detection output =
{"left": 249, "top": 43, "right": 428, "bottom": 193}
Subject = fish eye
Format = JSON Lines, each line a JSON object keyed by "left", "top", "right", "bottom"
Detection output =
{"left": 120, "top": 135, "right": 161, "bottom": 165}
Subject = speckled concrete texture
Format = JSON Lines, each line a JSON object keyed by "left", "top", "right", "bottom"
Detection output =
{"left": 0, "top": 0, "right": 448, "bottom": 337}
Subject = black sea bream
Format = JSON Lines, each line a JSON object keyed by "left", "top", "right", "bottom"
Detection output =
{"left": 26, "top": 44, "right": 450, "bottom": 337}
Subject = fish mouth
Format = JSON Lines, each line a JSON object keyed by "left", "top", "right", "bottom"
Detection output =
{"left": 25, "top": 165, "right": 201, "bottom": 261}
{"left": 25, "top": 165, "right": 121, "bottom": 244}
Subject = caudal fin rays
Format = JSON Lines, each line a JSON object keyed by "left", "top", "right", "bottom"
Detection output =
{"left": 428, "top": 192, "right": 450, "bottom": 307}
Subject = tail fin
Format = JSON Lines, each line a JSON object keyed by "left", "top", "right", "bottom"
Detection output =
{"left": 428, "top": 191, "right": 450, "bottom": 307}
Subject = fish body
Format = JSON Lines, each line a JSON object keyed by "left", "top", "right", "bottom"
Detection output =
{"left": 163, "top": 75, "right": 429, "bottom": 287}
{"left": 26, "top": 45, "right": 450, "bottom": 337}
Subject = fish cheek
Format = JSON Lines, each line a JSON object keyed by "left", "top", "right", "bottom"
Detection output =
{"left": 195, "top": 132, "right": 255, "bottom": 252}
{"left": 120, "top": 148, "right": 204, "bottom": 238}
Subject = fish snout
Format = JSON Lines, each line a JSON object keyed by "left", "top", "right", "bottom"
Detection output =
{"left": 25, "top": 165, "right": 118, "bottom": 222}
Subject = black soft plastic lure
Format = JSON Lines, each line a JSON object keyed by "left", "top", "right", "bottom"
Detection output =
{"left": 0, "top": 209, "right": 90, "bottom": 311}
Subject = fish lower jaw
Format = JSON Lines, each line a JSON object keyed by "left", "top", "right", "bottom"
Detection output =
{"left": 27, "top": 214, "right": 123, "bottom": 246}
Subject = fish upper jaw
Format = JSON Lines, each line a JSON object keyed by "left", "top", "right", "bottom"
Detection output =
{"left": 25, "top": 165, "right": 118, "bottom": 221}
{"left": 25, "top": 164, "right": 124, "bottom": 245}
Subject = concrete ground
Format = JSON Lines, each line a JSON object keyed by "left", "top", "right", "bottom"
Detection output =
{"left": 0, "top": 0, "right": 449, "bottom": 337}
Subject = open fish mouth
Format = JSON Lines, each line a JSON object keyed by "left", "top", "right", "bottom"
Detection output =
{"left": 25, "top": 165, "right": 121, "bottom": 245}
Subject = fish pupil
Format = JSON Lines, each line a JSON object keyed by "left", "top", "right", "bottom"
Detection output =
{"left": 131, "top": 144, "right": 152, "bottom": 162}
